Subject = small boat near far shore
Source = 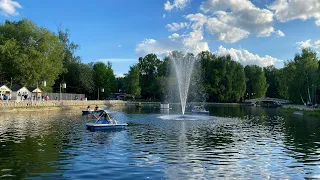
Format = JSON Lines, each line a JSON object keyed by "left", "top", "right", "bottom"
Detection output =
{"left": 190, "top": 105, "right": 209, "bottom": 114}
{"left": 293, "top": 111, "right": 303, "bottom": 116}
{"left": 191, "top": 109, "right": 209, "bottom": 114}
{"left": 82, "top": 110, "right": 104, "bottom": 115}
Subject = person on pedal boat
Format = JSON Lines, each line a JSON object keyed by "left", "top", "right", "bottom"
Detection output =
{"left": 97, "top": 112, "right": 115, "bottom": 124}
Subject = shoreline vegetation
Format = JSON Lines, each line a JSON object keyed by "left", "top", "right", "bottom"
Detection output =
{"left": 280, "top": 105, "right": 320, "bottom": 117}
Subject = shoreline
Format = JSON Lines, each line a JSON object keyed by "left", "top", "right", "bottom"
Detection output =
{"left": 0, "top": 101, "right": 246, "bottom": 113}
{"left": 0, "top": 101, "right": 248, "bottom": 110}
{"left": 0, "top": 100, "right": 126, "bottom": 113}
{"left": 280, "top": 104, "right": 320, "bottom": 117}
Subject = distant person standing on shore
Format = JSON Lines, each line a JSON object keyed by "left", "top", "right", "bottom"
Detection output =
{"left": 45, "top": 95, "right": 49, "bottom": 102}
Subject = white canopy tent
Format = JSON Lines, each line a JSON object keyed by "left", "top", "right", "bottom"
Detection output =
{"left": 0, "top": 85, "right": 12, "bottom": 100}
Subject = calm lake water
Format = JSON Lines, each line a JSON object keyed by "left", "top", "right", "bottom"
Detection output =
{"left": 1, "top": 104, "right": 320, "bottom": 179}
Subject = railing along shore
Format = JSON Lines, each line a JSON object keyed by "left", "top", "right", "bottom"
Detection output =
{"left": 0, "top": 100, "right": 126, "bottom": 108}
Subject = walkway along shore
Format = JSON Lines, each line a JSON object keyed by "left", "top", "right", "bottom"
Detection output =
{"left": 0, "top": 100, "right": 126, "bottom": 112}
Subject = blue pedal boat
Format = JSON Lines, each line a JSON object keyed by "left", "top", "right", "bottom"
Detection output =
{"left": 86, "top": 110, "right": 127, "bottom": 131}
{"left": 86, "top": 123, "right": 128, "bottom": 131}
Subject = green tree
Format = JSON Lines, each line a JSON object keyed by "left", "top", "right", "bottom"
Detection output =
{"left": 54, "top": 28, "right": 93, "bottom": 94}
{"left": 124, "top": 65, "right": 140, "bottom": 100}
{"left": 138, "top": 54, "right": 162, "bottom": 100}
{"left": 0, "top": 19, "right": 64, "bottom": 90}
{"left": 105, "top": 62, "right": 117, "bottom": 95}
{"left": 263, "top": 65, "right": 281, "bottom": 98}
{"left": 64, "top": 63, "right": 94, "bottom": 95}
{"left": 229, "top": 60, "right": 246, "bottom": 102}
{"left": 116, "top": 77, "right": 125, "bottom": 93}
{"left": 92, "top": 62, "right": 116, "bottom": 99}
{"left": 198, "top": 51, "right": 246, "bottom": 102}
{"left": 280, "top": 48, "right": 319, "bottom": 103}
{"left": 244, "top": 65, "right": 268, "bottom": 99}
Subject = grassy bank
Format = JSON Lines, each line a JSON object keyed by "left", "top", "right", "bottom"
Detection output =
{"left": 280, "top": 107, "right": 320, "bottom": 117}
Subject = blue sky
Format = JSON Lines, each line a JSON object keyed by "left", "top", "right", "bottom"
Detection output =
{"left": 1, "top": 0, "right": 320, "bottom": 76}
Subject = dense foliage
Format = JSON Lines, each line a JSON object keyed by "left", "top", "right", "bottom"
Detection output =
{"left": 199, "top": 51, "right": 246, "bottom": 102}
{"left": 0, "top": 19, "right": 64, "bottom": 90}
{"left": 244, "top": 65, "right": 268, "bottom": 99}
{"left": 278, "top": 49, "right": 320, "bottom": 103}
{"left": 0, "top": 19, "right": 116, "bottom": 99}
{"left": 124, "top": 65, "right": 140, "bottom": 100}
{"left": 263, "top": 65, "right": 281, "bottom": 98}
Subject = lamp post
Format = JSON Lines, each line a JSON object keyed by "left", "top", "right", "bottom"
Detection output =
{"left": 98, "top": 88, "right": 104, "bottom": 100}
{"left": 60, "top": 82, "right": 66, "bottom": 101}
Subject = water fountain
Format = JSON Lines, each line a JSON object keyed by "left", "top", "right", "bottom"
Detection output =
{"left": 170, "top": 52, "right": 196, "bottom": 115}
{"left": 159, "top": 51, "right": 211, "bottom": 121}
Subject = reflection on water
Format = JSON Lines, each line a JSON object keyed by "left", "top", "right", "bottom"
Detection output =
{"left": 0, "top": 105, "right": 320, "bottom": 179}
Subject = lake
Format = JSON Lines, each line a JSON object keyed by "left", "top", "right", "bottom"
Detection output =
{"left": 0, "top": 104, "right": 320, "bottom": 179}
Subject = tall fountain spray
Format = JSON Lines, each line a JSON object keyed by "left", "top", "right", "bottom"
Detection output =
{"left": 169, "top": 52, "right": 196, "bottom": 115}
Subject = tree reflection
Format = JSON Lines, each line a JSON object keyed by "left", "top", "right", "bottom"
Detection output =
{"left": 281, "top": 113, "right": 320, "bottom": 161}
{"left": 0, "top": 111, "right": 85, "bottom": 179}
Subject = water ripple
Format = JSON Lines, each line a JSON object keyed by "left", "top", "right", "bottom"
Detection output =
{"left": 0, "top": 108, "right": 320, "bottom": 179}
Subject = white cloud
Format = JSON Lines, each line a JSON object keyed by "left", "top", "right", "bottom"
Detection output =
{"left": 169, "top": 33, "right": 180, "bottom": 39}
{"left": 135, "top": 38, "right": 176, "bottom": 57}
{"left": 115, "top": 74, "right": 125, "bottom": 78}
{"left": 97, "top": 58, "right": 137, "bottom": 62}
{"left": 185, "top": 13, "right": 208, "bottom": 29}
{"left": 164, "top": 0, "right": 190, "bottom": 11}
{"left": 183, "top": 30, "right": 210, "bottom": 54}
{"left": 296, "top": 39, "right": 312, "bottom": 49}
{"left": 0, "top": 0, "right": 22, "bottom": 16}
{"left": 184, "top": 13, "right": 250, "bottom": 42}
{"left": 198, "top": 0, "right": 274, "bottom": 40}
{"left": 295, "top": 39, "right": 320, "bottom": 50}
{"left": 206, "top": 17, "right": 250, "bottom": 43}
{"left": 135, "top": 30, "right": 209, "bottom": 57}
{"left": 215, "top": 46, "right": 282, "bottom": 67}
{"left": 275, "top": 30, "right": 285, "bottom": 37}
{"left": 269, "top": 0, "right": 320, "bottom": 26}
{"left": 314, "top": 40, "right": 320, "bottom": 48}
{"left": 164, "top": 0, "right": 283, "bottom": 44}
{"left": 200, "top": 0, "right": 254, "bottom": 13}
{"left": 165, "top": 22, "right": 188, "bottom": 32}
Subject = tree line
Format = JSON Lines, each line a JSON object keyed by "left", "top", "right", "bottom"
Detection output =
{"left": 0, "top": 19, "right": 116, "bottom": 100}
{"left": 123, "top": 50, "right": 319, "bottom": 104}
{"left": 1, "top": 19, "right": 319, "bottom": 103}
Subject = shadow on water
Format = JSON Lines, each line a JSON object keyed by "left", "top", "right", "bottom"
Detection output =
{"left": 0, "top": 111, "right": 77, "bottom": 179}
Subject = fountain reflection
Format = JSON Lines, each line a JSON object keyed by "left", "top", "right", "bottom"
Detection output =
{"left": 158, "top": 114, "right": 212, "bottom": 121}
